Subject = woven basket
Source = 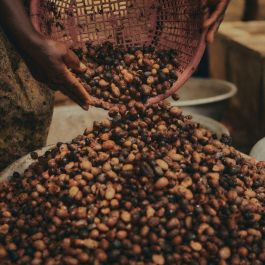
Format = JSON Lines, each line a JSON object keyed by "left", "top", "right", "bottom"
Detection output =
{"left": 30, "top": 0, "right": 208, "bottom": 106}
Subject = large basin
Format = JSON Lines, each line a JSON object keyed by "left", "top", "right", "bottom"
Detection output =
{"left": 250, "top": 138, "right": 265, "bottom": 162}
{"left": 47, "top": 105, "right": 229, "bottom": 146}
{"left": 169, "top": 78, "right": 237, "bottom": 121}
{"left": 0, "top": 105, "right": 230, "bottom": 180}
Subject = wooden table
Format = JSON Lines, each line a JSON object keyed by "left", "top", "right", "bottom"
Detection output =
{"left": 209, "top": 21, "right": 265, "bottom": 153}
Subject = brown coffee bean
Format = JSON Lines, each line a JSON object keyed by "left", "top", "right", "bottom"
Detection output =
{"left": 142, "top": 84, "right": 152, "bottom": 96}
{"left": 146, "top": 206, "right": 155, "bottom": 218}
{"left": 140, "top": 161, "right": 155, "bottom": 177}
{"left": 169, "top": 107, "right": 182, "bottom": 116}
{"left": 96, "top": 250, "right": 108, "bottom": 262}
{"left": 78, "top": 253, "right": 89, "bottom": 262}
{"left": 105, "top": 186, "right": 116, "bottom": 200}
{"left": 123, "top": 71, "right": 134, "bottom": 83}
{"left": 154, "top": 178, "right": 169, "bottom": 189}
{"left": 153, "top": 64, "right": 160, "bottom": 70}
{"left": 121, "top": 211, "right": 131, "bottom": 223}
{"left": 99, "top": 79, "right": 109, "bottom": 87}
{"left": 172, "top": 93, "right": 180, "bottom": 101}
{"left": 63, "top": 256, "right": 79, "bottom": 265}
{"left": 156, "top": 159, "right": 168, "bottom": 170}
{"left": 83, "top": 239, "right": 98, "bottom": 249}
{"left": 111, "top": 83, "right": 121, "bottom": 97}
{"left": 124, "top": 54, "right": 135, "bottom": 64}
{"left": 219, "top": 247, "right": 231, "bottom": 260}
{"left": 0, "top": 247, "right": 7, "bottom": 258}
{"left": 147, "top": 76, "right": 155, "bottom": 85}
{"left": 116, "top": 230, "right": 127, "bottom": 240}
{"left": 190, "top": 241, "right": 202, "bottom": 252}
{"left": 122, "top": 164, "right": 133, "bottom": 171}
{"left": 132, "top": 244, "right": 142, "bottom": 255}
{"left": 102, "top": 140, "right": 115, "bottom": 150}
{"left": 167, "top": 218, "right": 180, "bottom": 229}
{"left": 97, "top": 223, "right": 109, "bottom": 232}
{"left": 33, "top": 240, "right": 46, "bottom": 251}
{"left": 152, "top": 254, "right": 165, "bottom": 265}
{"left": 77, "top": 207, "right": 87, "bottom": 219}
{"left": 148, "top": 217, "right": 160, "bottom": 227}
{"left": 36, "top": 184, "right": 46, "bottom": 194}
{"left": 69, "top": 186, "right": 79, "bottom": 198}
{"left": 80, "top": 160, "right": 92, "bottom": 171}
{"left": 162, "top": 68, "right": 169, "bottom": 74}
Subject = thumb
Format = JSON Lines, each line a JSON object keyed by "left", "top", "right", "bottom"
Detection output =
{"left": 204, "top": 0, "right": 228, "bottom": 28}
{"left": 63, "top": 49, "right": 87, "bottom": 73}
{"left": 206, "top": 22, "right": 220, "bottom": 43}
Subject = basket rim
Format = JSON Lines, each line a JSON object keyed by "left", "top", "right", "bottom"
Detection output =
{"left": 171, "top": 78, "right": 238, "bottom": 107}
{"left": 146, "top": 30, "right": 207, "bottom": 106}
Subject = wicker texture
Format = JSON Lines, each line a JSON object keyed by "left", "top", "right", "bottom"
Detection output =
{"left": 30, "top": 0, "right": 208, "bottom": 105}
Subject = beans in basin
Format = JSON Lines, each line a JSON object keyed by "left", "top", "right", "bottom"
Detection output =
{"left": 0, "top": 102, "right": 264, "bottom": 264}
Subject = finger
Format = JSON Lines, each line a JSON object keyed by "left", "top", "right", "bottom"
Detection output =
{"left": 206, "top": 21, "right": 220, "bottom": 43}
{"left": 62, "top": 67, "right": 91, "bottom": 106}
{"left": 50, "top": 81, "right": 89, "bottom": 110}
{"left": 204, "top": 0, "right": 228, "bottom": 28}
{"left": 63, "top": 49, "right": 87, "bottom": 73}
{"left": 61, "top": 87, "right": 89, "bottom": 111}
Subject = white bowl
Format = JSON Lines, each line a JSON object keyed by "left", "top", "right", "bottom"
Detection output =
{"left": 47, "top": 106, "right": 108, "bottom": 145}
{"left": 169, "top": 78, "right": 238, "bottom": 121}
{"left": 250, "top": 138, "right": 265, "bottom": 162}
{"left": 0, "top": 145, "right": 53, "bottom": 182}
{"left": 191, "top": 113, "right": 229, "bottom": 137}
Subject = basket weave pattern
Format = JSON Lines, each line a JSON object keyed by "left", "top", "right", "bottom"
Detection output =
{"left": 30, "top": 0, "right": 208, "bottom": 104}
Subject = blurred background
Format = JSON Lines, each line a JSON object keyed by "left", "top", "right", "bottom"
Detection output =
{"left": 51, "top": 0, "right": 265, "bottom": 157}
{"left": 195, "top": 0, "right": 265, "bottom": 155}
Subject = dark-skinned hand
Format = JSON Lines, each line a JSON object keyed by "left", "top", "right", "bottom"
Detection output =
{"left": 0, "top": 0, "right": 90, "bottom": 110}
{"left": 204, "top": 0, "right": 231, "bottom": 43}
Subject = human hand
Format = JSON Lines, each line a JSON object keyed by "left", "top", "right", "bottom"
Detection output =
{"left": 24, "top": 39, "right": 90, "bottom": 110}
{"left": 204, "top": 0, "right": 230, "bottom": 43}
{"left": 0, "top": 0, "right": 91, "bottom": 110}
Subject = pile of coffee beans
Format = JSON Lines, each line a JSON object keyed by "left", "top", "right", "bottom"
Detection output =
{"left": 0, "top": 102, "right": 264, "bottom": 265}
{"left": 74, "top": 42, "right": 179, "bottom": 108}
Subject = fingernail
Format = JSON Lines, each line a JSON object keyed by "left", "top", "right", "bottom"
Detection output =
{"left": 82, "top": 105, "right": 89, "bottom": 111}
{"left": 80, "top": 62, "right": 87, "bottom": 72}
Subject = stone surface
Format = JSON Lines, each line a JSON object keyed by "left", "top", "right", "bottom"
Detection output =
{"left": 0, "top": 28, "right": 54, "bottom": 170}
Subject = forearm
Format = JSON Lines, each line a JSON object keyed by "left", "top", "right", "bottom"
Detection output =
{"left": 0, "top": 0, "right": 42, "bottom": 55}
